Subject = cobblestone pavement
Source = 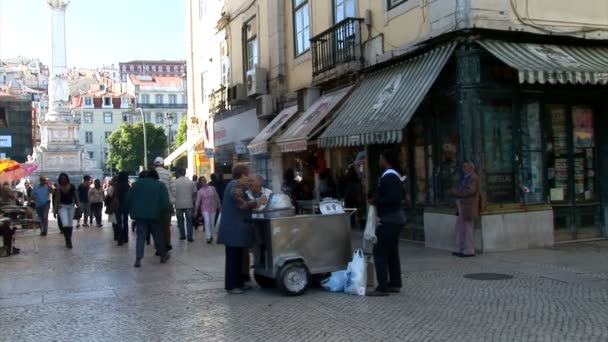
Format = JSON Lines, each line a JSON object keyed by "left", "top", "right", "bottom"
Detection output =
{"left": 1, "top": 219, "right": 608, "bottom": 342}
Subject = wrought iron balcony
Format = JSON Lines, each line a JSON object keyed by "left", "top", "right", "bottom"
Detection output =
{"left": 311, "top": 18, "right": 364, "bottom": 78}
{"left": 208, "top": 86, "right": 227, "bottom": 113}
{"left": 137, "top": 103, "right": 187, "bottom": 109}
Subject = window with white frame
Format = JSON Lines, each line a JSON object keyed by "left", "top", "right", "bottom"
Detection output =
{"left": 245, "top": 17, "right": 258, "bottom": 73}
{"left": 122, "top": 112, "right": 132, "bottom": 123}
{"left": 169, "top": 95, "right": 177, "bottom": 104}
{"left": 156, "top": 113, "right": 164, "bottom": 124}
{"left": 103, "top": 112, "right": 113, "bottom": 124}
{"left": 103, "top": 97, "right": 112, "bottom": 107}
{"left": 387, "top": 0, "right": 408, "bottom": 10}
{"left": 220, "top": 41, "right": 231, "bottom": 86}
{"left": 88, "top": 151, "right": 94, "bottom": 159}
{"left": 141, "top": 94, "right": 149, "bottom": 104}
{"left": 152, "top": 65, "right": 157, "bottom": 72}
{"left": 129, "top": 65, "right": 134, "bottom": 71}
{"left": 144, "top": 112, "right": 152, "bottom": 122}
{"left": 121, "top": 65, "right": 126, "bottom": 71}
{"left": 85, "top": 131, "right": 93, "bottom": 143}
{"left": 293, "top": 0, "right": 310, "bottom": 56}
{"left": 182, "top": 95, "right": 187, "bottom": 104}
{"left": 121, "top": 97, "right": 130, "bottom": 108}
{"left": 84, "top": 96, "right": 93, "bottom": 107}
{"left": 83, "top": 112, "right": 93, "bottom": 124}
{"left": 156, "top": 94, "right": 164, "bottom": 104}
{"left": 105, "top": 131, "right": 112, "bottom": 140}
{"left": 335, "top": 0, "right": 356, "bottom": 22}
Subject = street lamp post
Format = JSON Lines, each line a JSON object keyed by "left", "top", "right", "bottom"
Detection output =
{"left": 130, "top": 107, "right": 148, "bottom": 169}
{"left": 165, "top": 112, "right": 174, "bottom": 156}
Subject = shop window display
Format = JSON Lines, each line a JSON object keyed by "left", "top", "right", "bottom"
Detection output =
{"left": 436, "top": 103, "right": 460, "bottom": 206}
{"left": 482, "top": 100, "right": 515, "bottom": 204}
{"left": 520, "top": 102, "right": 544, "bottom": 204}
{"left": 572, "top": 106, "right": 595, "bottom": 203}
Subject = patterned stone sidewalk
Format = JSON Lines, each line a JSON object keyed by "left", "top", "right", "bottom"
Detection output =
{"left": 1, "top": 222, "right": 607, "bottom": 342}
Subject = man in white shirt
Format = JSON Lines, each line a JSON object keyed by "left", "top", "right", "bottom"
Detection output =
{"left": 154, "top": 156, "right": 176, "bottom": 250}
{"left": 173, "top": 168, "right": 198, "bottom": 242}
{"left": 246, "top": 174, "right": 272, "bottom": 218}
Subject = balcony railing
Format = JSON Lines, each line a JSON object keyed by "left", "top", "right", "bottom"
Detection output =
{"left": 137, "top": 103, "right": 187, "bottom": 109}
{"left": 208, "top": 86, "right": 227, "bottom": 113}
{"left": 311, "top": 18, "right": 363, "bottom": 77}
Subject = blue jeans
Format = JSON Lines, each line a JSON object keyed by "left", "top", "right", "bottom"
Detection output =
{"left": 36, "top": 202, "right": 50, "bottom": 233}
{"left": 135, "top": 219, "right": 165, "bottom": 260}
{"left": 176, "top": 208, "right": 193, "bottom": 240}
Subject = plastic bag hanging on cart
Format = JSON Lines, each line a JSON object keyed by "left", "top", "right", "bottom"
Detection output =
{"left": 364, "top": 205, "right": 378, "bottom": 244}
{"left": 345, "top": 249, "right": 367, "bottom": 296}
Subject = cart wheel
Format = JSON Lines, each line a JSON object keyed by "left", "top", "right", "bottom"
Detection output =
{"left": 254, "top": 274, "right": 276, "bottom": 289}
{"left": 278, "top": 262, "right": 309, "bottom": 296}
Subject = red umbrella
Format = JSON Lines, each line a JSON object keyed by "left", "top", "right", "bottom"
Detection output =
{"left": 0, "top": 163, "right": 38, "bottom": 183}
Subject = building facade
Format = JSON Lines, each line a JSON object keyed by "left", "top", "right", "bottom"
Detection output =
{"left": 70, "top": 90, "right": 135, "bottom": 172}
{"left": 119, "top": 60, "right": 187, "bottom": 83}
{"left": 187, "top": 0, "right": 608, "bottom": 250}
{"left": 125, "top": 74, "right": 187, "bottom": 149}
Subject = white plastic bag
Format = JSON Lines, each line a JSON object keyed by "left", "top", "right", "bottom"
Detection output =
{"left": 344, "top": 249, "right": 367, "bottom": 296}
{"left": 321, "top": 270, "right": 347, "bottom": 292}
{"left": 364, "top": 205, "right": 377, "bottom": 244}
{"left": 215, "top": 213, "right": 222, "bottom": 232}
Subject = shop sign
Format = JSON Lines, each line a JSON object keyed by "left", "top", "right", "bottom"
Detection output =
{"left": 213, "top": 109, "right": 258, "bottom": 146}
{"left": 486, "top": 172, "right": 514, "bottom": 203}
{"left": 204, "top": 148, "right": 214, "bottom": 158}
{"left": 0, "top": 136, "right": 11, "bottom": 147}
{"left": 235, "top": 141, "right": 247, "bottom": 155}
{"left": 0, "top": 153, "right": 6, "bottom": 158}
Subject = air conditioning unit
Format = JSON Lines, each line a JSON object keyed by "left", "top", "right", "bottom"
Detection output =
{"left": 256, "top": 95, "right": 275, "bottom": 118}
{"left": 246, "top": 67, "right": 267, "bottom": 97}
{"left": 227, "top": 84, "right": 247, "bottom": 103}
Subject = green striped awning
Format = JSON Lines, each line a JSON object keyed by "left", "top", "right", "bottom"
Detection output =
{"left": 478, "top": 40, "right": 608, "bottom": 85}
{"left": 319, "top": 43, "right": 456, "bottom": 148}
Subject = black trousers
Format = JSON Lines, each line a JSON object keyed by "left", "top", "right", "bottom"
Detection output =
{"left": 373, "top": 223, "right": 402, "bottom": 291}
{"left": 90, "top": 203, "right": 103, "bottom": 225}
{"left": 225, "top": 246, "right": 245, "bottom": 290}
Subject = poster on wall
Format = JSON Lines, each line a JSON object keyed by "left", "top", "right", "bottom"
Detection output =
{"left": 0, "top": 136, "right": 11, "bottom": 148}
{"left": 550, "top": 106, "right": 568, "bottom": 155}
{"left": 554, "top": 158, "right": 568, "bottom": 191}
{"left": 574, "top": 157, "right": 585, "bottom": 195}
{"left": 486, "top": 173, "right": 515, "bottom": 203}
{"left": 572, "top": 106, "right": 594, "bottom": 148}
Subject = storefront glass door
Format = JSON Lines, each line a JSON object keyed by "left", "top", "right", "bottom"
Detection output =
{"left": 545, "top": 104, "right": 602, "bottom": 241}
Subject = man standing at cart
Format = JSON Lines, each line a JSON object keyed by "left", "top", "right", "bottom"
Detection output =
{"left": 218, "top": 164, "right": 267, "bottom": 294}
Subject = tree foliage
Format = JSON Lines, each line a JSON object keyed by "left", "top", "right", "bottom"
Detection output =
{"left": 173, "top": 115, "right": 188, "bottom": 150}
{"left": 107, "top": 122, "right": 167, "bottom": 172}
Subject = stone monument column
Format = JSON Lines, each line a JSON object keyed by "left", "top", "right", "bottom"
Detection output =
{"left": 46, "top": 0, "right": 71, "bottom": 121}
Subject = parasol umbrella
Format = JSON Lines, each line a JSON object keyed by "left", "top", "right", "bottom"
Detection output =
{"left": 0, "top": 159, "right": 19, "bottom": 173}
{"left": 0, "top": 163, "right": 38, "bottom": 183}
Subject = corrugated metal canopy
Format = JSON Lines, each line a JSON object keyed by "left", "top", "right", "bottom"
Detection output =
{"left": 319, "top": 43, "right": 456, "bottom": 148}
{"left": 478, "top": 40, "right": 608, "bottom": 85}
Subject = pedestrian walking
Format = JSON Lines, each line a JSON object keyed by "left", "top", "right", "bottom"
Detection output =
{"left": 368, "top": 149, "right": 406, "bottom": 297}
{"left": 174, "top": 168, "right": 198, "bottom": 242}
{"left": 154, "top": 157, "right": 176, "bottom": 251}
{"left": 195, "top": 176, "right": 221, "bottom": 244}
{"left": 31, "top": 176, "right": 51, "bottom": 236}
{"left": 218, "top": 163, "right": 266, "bottom": 294}
{"left": 76, "top": 175, "right": 92, "bottom": 227}
{"left": 53, "top": 173, "right": 80, "bottom": 249}
{"left": 127, "top": 169, "right": 172, "bottom": 268}
{"left": 113, "top": 172, "right": 131, "bottom": 246}
{"left": 105, "top": 176, "right": 119, "bottom": 241}
{"left": 89, "top": 179, "right": 104, "bottom": 227}
{"left": 449, "top": 161, "right": 480, "bottom": 258}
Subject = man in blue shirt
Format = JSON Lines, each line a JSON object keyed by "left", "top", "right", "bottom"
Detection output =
{"left": 31, "top": 176, "right": 52, "bottom": 236}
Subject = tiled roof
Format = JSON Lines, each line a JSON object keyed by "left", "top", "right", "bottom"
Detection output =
{"left": 128, "top": 74, "right": 183, "bottom": 87}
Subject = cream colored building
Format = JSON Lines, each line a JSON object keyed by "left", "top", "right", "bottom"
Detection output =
{"left": 70, "top": 90, "right": 135, "bottom": 173}
{"left": 187, "top": 0, "right": 608, "bottom": 250}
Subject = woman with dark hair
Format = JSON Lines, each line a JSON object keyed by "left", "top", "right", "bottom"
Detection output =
{"left": 53, "top": 173, "right": 79, "bottom": 249}
{"left": 114, "top": 172, "right": 131, "bottom": 246}
{"left": 218, "top": 163, "right": 266, "bottom": 294}
{"left": 368, "top": 149, "right": 406, "bottom": 297}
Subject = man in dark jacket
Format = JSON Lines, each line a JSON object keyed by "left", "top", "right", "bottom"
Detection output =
{"left": 127, "top": 170, "right": 172, "bottom": 268}
{"left": 369, "top": 149, "right": 406, "bottom": 297}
